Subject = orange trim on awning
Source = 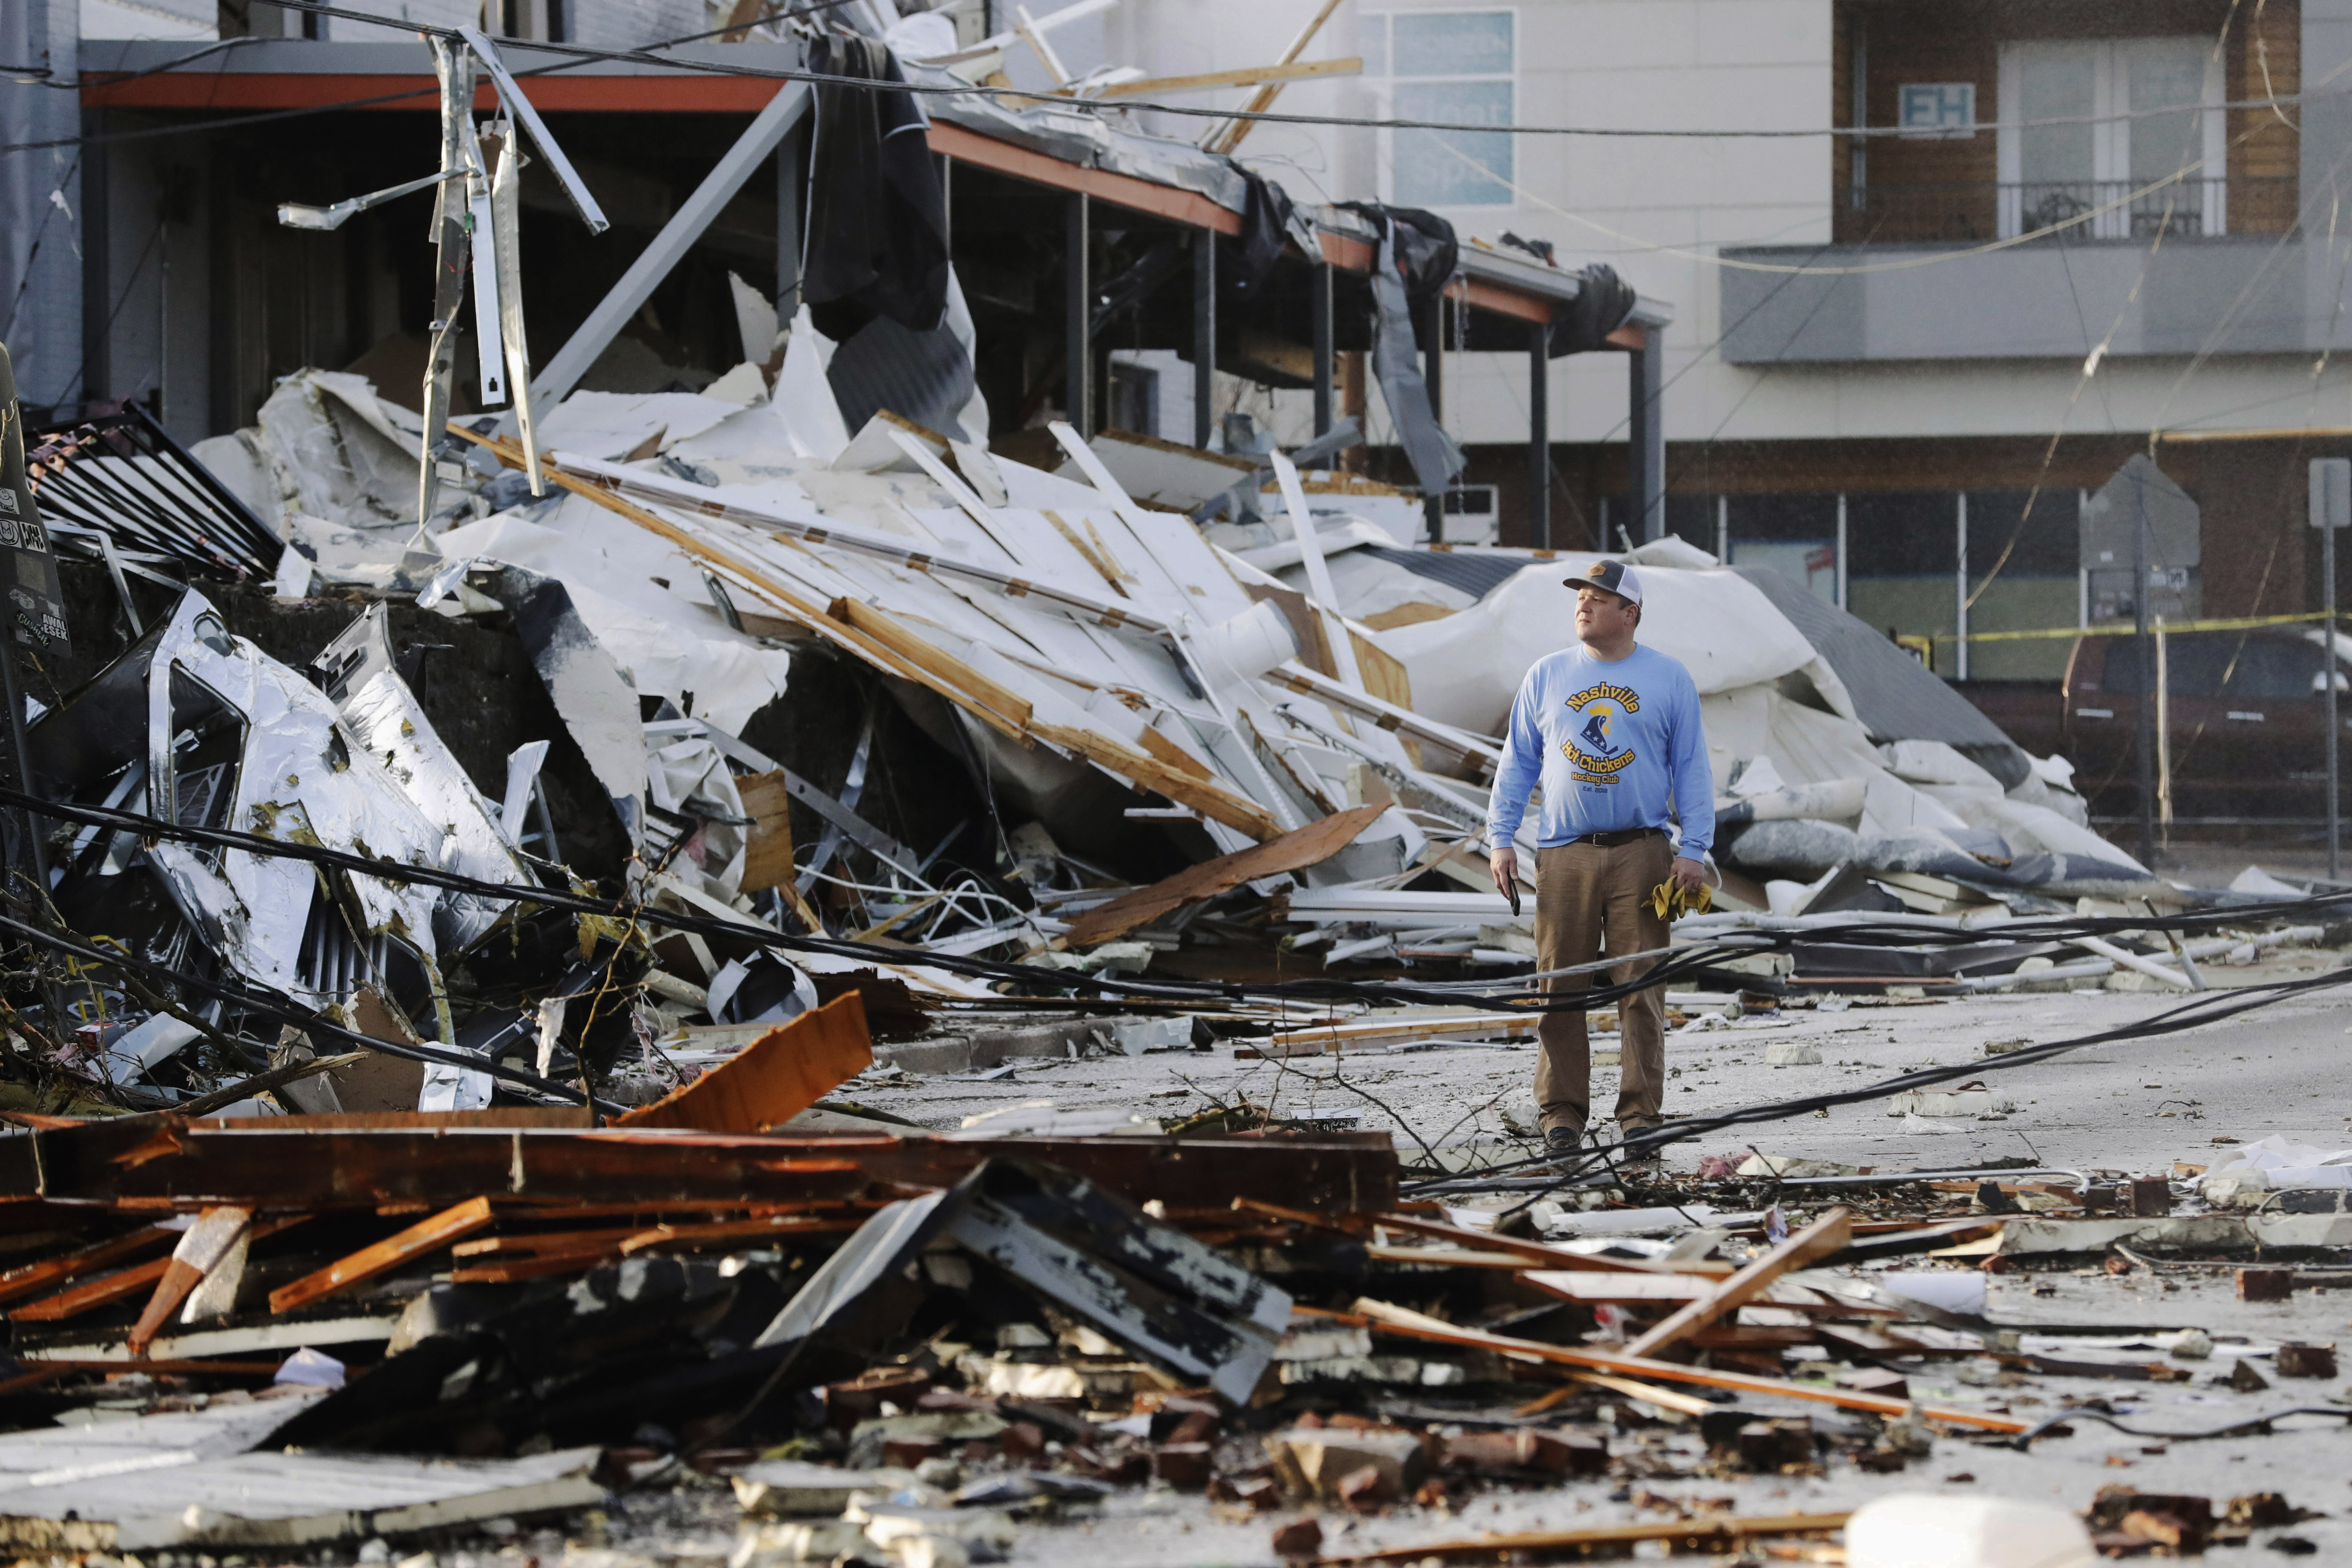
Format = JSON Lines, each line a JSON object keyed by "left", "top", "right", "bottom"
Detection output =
{"left": 80, "top": 71, "right": 786, "bottom": 112}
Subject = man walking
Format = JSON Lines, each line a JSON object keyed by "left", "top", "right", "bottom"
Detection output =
{"left": 1486, "top": 560, "right": 1713, "bottom": 1166}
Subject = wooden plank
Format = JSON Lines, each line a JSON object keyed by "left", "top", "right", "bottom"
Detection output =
{"left": 616, "top": 1213, "right": 867, "bottom": 1255}
{"left": 450, "top": 1227, "right": 651, "bottom": 1260}
{"left": 1319, "top": 231, "right": 1374, "bottom": 272}
{"left": 736, "top": 770, "right": 796, "bottom": 891}
{"left": 1262, "top": 1014, "right": 1538, "bottom": 1055}
{"left": 7, "top": 1123, "right": 1400, "bottom": 1217}
{"left": 1458, "top": 275, "right": 1550, "bottom": 325}
{"left": 1094, "top": 56, "right": 1360, "bottom": 98}
{"left": 1338, "top": 1298, "right": 2030, "bottom": 1434}
{"left": 0, "top": 1224, "right": 177, "bottom": 1306}
{"left": 269, "top": 1197, "right": 495, "bottom": 1314}
{"left": 1061, "top": 805, "right": 1385, "bottom": 948}
{"left": 446, "top": 427, "right": 1041, "bottom": 751}
{"left": 1239, "top": 1203, "right": 1739, "bottom": 1279}
{"left": 1025, "top": 718, "right": 1283, "bottom": 840}
{"left": 447, "top": 1254, "right": 625, "bottom": 1285}
{"left": 1310, "top": 1511, "right": 1849, "bottom": 1564}
{"left": 828, "top": 597, "right": 1037, "bottom": 732}
{"left": 614, "top": 993, "right": 873, "bottom": 1134}
{"left": 1206, "top": 0, "right": 1344, "bottom": 152}
{"left": 1564, "top": 1371, "right": 1715, "bottom": 1416}
{"left": 1519, "top": 1271, "right": 1837, "bottom": 1309}
{"left": 1623, "top": 1207, "right": 1853, "bottom": 1360}
{"left": 127, "top": 1206, "right": 252, "bottom": 1355}
{"left": 10, "top": 1256, "right": 172, "bottom": 1321}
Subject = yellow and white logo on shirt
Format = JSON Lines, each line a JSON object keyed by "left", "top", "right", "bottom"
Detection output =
{"left": 1562, "top": 683, "right": 1639, "bottom": 783}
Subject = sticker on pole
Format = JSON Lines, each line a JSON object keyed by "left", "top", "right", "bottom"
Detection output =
{"left": 0, "top": 350, "right": 69, "bottom": 658}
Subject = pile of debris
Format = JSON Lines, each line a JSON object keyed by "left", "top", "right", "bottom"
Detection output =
{"left": 0, "top": 1034, "right": 2340, "bottom": 1565}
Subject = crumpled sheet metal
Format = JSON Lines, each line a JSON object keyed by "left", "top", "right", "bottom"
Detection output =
{"left": 315, "top": 603, "right": 535, "bottom": 952}
{"left": 35, "top": 589, "right": 536, "bottom": 1115}
{"left": 139, "top": 594, "right": 448, "bottom": 1000}
{"left": 501, "top": 568, "right": 649, "bottom": 845}
{"left": 190, "top": 371, "right": 425, "bottom": 536}
{"left": 648, "top": 732, "right": 748, "bottom": 903}
{"left": 435, "top": 503, "right": 792, "bottom": 735}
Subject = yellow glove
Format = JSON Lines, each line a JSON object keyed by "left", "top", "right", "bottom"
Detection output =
{"left": 1650, "top": 877, "right": 1712, "bottom": 922}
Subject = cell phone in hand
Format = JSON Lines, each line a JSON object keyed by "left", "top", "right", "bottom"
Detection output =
{"left": 1506, "top": 882, "right": 1522, "bottom": 919}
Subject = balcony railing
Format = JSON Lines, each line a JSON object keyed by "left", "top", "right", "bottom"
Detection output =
{"left": 1833, "top": 178, "right": 2295, "bottom": 244}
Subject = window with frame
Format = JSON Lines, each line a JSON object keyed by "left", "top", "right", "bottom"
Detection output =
{"left": 1996, "top": 38, "right": 2224, "bottom": 239}
{"left": 1363, "top": 10, "right": 1516, "bottom": 208}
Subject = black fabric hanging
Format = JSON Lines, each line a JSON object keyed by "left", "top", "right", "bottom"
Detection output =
{"left": 1225, "top": 171, "right": 1297, "bottom": 301}
{"left": 802, "top": 35, "right": 949, "bottom": 342}
{"left": 1552, "top": 262, "right": 1637, "bottom": 355}
{"left": 1338, "top": 202, "right": 1458, "bottom": 300}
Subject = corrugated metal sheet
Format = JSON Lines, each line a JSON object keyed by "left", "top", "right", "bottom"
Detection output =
{"left": 0, "top": 1445, "right": 603, "bottom": 1552}
{"left": 1362, "top": 546, "right": 1528, "bottom": 602}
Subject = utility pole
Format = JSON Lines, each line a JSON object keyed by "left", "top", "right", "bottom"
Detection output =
{"left": 2312, "top": 459, "right": 2350, "bottom": 880}
{"left": 2133, "top": 465, "right": 2155, "bottom": 871}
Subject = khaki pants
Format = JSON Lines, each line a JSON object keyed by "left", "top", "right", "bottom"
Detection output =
{"left": 1533, "top": 833, "right": 1672, "bottom": 1135}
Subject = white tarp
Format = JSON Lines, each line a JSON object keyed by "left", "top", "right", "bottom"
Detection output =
{"left": 1377, "top": 562, "right": 1848, "bottom": 739}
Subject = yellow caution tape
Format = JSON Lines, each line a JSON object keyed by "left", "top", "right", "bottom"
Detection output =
{"left": 1925, "top": 610, "right": 2337, "bottom": 646}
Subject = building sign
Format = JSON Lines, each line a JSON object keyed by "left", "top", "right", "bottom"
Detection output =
{"left": 1898, "top": 83, "right": 1976, "bottom": 138}
{"left": 0, "top": 349, "right": 70, "bottom": 658}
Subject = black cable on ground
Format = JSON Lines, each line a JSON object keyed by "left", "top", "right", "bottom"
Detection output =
{"left": 0, "top": 911, "right": 626, "bottom": 1116}
{"left": 1409, "top": 962, "right": 2352, "bottom": 1210}
{"left": 1999, "top": 1406, "right": 2352, "bottom": 1450}
{"left": 10, "top": 784, "right": 2350, "bottom": 1017}
{"left": 0, "top": 786, "right": 1794, "bottom": 1012}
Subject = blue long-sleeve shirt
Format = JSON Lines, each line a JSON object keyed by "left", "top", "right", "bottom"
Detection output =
{"left": 1485, "top": 643, "right": 1715, "bottom": 856}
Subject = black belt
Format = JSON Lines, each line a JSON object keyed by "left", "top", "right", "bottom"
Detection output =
{"left": 1568, "top": 827, "right": 1664, "bottom": 848}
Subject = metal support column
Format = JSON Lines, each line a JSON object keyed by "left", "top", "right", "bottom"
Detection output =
{"left": 1311, "top": 260, "right": 1333, "bottom": 438}
{"left": 2331, "top": 513, "right": 2342, "bottom": 881}
{"left": 530, "top": 81, "right": 811, "bottom": 410}
{"left": 775, "top": 117, "right": 805, "bottom": 318}
{"left": 80, "top": 108, "right": 108, "bottom": 407}
{"left": 1955, "top": 491, "right": 1970, "bottom": 681}
{"left": 1628, "top": 324, "right": 1665, "bottom": 543}
{"left": 1193, "top": 229, "right": 1215, "bottom": 448}
{"left": 2133, "top": 466, "right": 2156, "bottom": 870}
{"left": 1834, "top": 493, "right": 1849, "bottom": 607}
{"left": 1527, "top": 318, "right": 1549, "bottom": 550}
{"left": 2312, "top": 459, "right": 2349, "bottom": 878}
{"left": 1423, "top": 290, "right": 1445, "bottom": 544}
{"left": 1066, "top": 191, "right": 1091, "bottom": 439}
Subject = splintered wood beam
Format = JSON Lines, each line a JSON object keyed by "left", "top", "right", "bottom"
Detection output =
{"left": 1623, "top": 1207, "right": 1853, "bottom": 1360}
{"left": 127, "top": 1206, "right": 253, "bottom": 1355}
{"left": 1358, "top": 1209, "right": 1736, "bottom": 1279}
{"left": 10, "top": 1257, "right": 173, "bottom": 1321}
{"left": 1565, "top": 1370, "right": 1715, "bottom": 1416}
{"left": 1059, "top": 805, "right": 1387, "bottom": 949}
{"left": 1206, "top": 0, "right": 1345, "bottom": 153}
{"left": 269, "top": 1196, "right": 495, "bottom": 1314}
{"left": 447, "top": 1226, "right": 646, "bottom": 1278}
{"left": 0, "top": 1224, "right": 178, "bottom": 1306}
{"left": 1337, "top": 1296, "right": 2029, "bottom": 1434}
{"left": 615, "top": 1213, "right": 869, "bottom": 1255}
{"left": 1308, "top": 1511, "right": 1850, "bottom": 1565}
{"left": 1093, "top": 57, "right": 1361, "bottom": 98}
